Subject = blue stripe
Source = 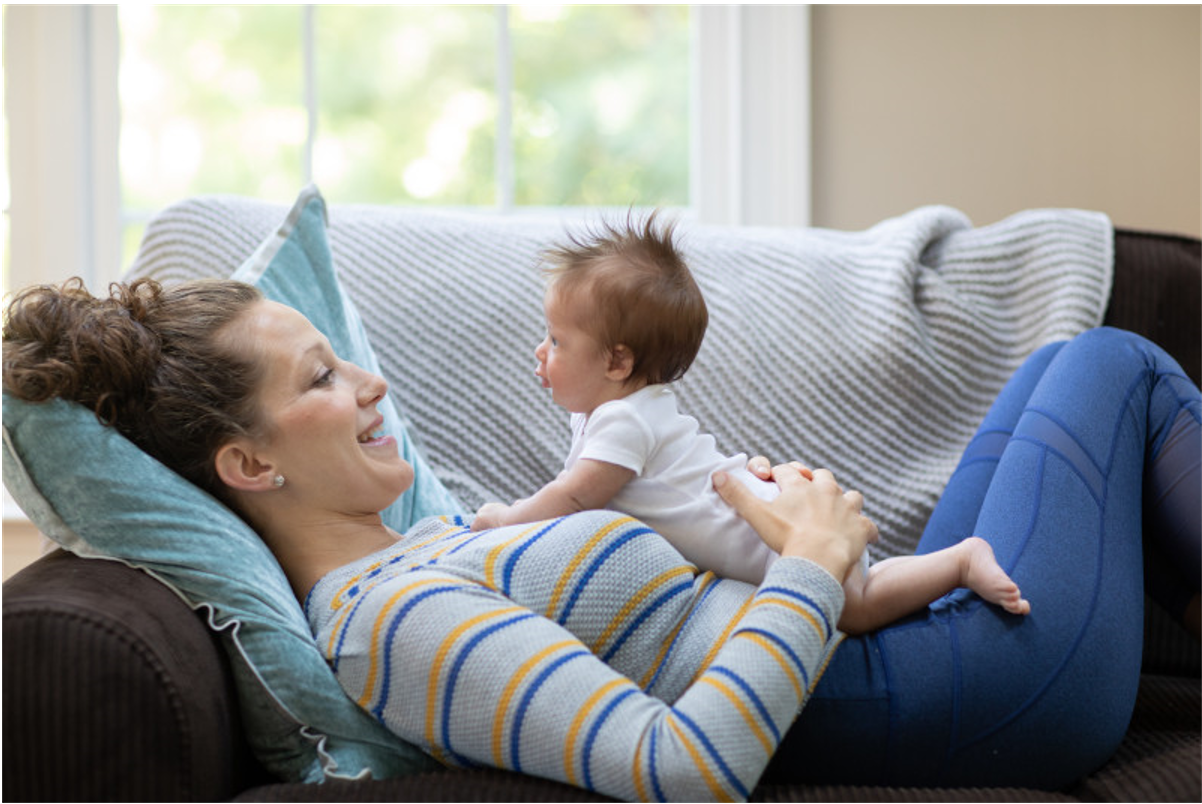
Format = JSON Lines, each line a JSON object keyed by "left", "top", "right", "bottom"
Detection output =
{"left": 559, "top": 525, "right": 655, "bottom": 625}
{"left": 509, "top": 649, "right": 591, "bottom": 773}
{"left": 582, "top": 688, "right": 639, "bottom": 791}
{"left": 756, "top": 585, "right": 832, "bottom": 637}
{"left": 674, "top": 709, "right": 749, "bottom": 799}
{"left": 600, "top": 578, "right": 692, "bottom": 662}
{"left": 958, "top": 429, "right": 1012, "bottom": 467}
{"left": 331, "top": 563, "right": 426, "bottom": 671}
{"left": 441, "top": 611, "right": 538, "bottom": 765}
{"left": 709, "top": 665, "right": 780, "bottom": 742}
{"left": 643, "top": 575, "right": 723, "bottom": 694}
{"left": 737, "top": 626, "right": 810, "bottom": 690}
{"left": 1016, "top": 409, "right": 1104, "bottom": 503}
{"left": 439, "top": 527, "right": 494, "bottom": 557}
{"left": 502, "top": 518, "right": 565, "bottom": 595}
{"left": 649, "top": 725, "right": 665, "bottom": 801}
{"left": 370, "top": 584, "right": 462, "bottom": 719}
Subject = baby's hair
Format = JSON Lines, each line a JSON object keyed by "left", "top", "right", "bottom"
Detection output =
{"left": 2, "top": 277, "right": 265, "bottom": 504}
{"left": 541, "top": 209, "right": 707, "bottom": 386}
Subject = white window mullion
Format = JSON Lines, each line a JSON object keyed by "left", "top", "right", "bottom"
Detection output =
{"left": 692, "top": 5, "right": 811, "bottom": 228}
{"left": 302, "top": 5, "right": 317, "bottom": 186}
{"left": 5, "top": 5, "right": 120, "bottom": 292}
{"left": 495, "top": 5, "right": 514, "bottom": 213}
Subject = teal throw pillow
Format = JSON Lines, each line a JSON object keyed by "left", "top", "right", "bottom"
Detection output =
{"left": 2, "top": 185, "right": 462, "bottom": 783}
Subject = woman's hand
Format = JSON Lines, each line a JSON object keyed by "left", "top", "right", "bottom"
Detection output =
{"left": 714, "top": 463, "right": 877, "bottom": 583}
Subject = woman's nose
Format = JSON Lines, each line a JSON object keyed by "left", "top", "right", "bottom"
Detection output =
{"left": 357, "top": 365, "right": 388, "bottom": 405}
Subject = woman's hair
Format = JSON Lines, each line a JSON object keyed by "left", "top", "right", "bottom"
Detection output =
{"left": 3, "top": 277, "right": 265, "bottom": 503}
{"left": 541, "top": 209, "right": 708, "bottom": 386}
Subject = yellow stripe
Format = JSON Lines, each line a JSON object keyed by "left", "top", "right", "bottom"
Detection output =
{"left": 328, "top": 559, "right": 385, "bottom": 612}
{"left": 699, "top": 676, "right": 773, "bottom": 755}
{"left": 329, "top": 520, "right": 463, "bottom": 613}
{"left": 736, "top": 631, "right": 802, "bottom": 700}
{"left": 354, "top": 577, "right": 470, "bottom": 708}
{"left": 548, "top": 516, "right": 636, "bottom": 619}
{"left": 808, "top": 632, "right": 847, "bottom": 695}
{"left": 564, "top": 678, "right": 629, "bottom": 786}
{"left": 667, "top": 716, "right": 732, "bottom": 801}
{"left": 426, "top": 526, "right": 483, "bottom": 561}
{"left": 750, "top": 597, "right": 826, "bottom": 640}
{"left": 483, "top": 522, "right": 545, "bottom": 590}
{"left": 638, "top": 571, "right": 714, "bottom": 689}
{"left": 326, "top": 574, "right": 389, "bottom": 659}
{"left": 593, "top": 565, "right": 694, "bottom": 654}
{"left": 491, "top": 639, "right": 578, "bottom": 767}
{"left": 691, "top": 593, "right": 752, "bottom": 682}
{"left": 632, "top": 732, "right": 651, "bottom": 803}
{"left": 424, "top": 605, "right": 526, "bottom": 760}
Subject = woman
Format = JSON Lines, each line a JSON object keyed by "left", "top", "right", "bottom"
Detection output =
{"left": 3, "top": 277, "right": 1198, "bottom": 800}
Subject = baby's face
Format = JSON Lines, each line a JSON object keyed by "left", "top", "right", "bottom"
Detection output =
{"left": 534, "top": 290, "right": 618, "bottom": 415}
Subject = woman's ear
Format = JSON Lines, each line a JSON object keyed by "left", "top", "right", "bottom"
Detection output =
{"left": 215, "top": 440, "right": 278, "bottom": 492}
{"left": 607, "top": 344, "right": 635, "bottom": 382}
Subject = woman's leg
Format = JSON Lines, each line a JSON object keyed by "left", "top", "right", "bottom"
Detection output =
{"left": 915, "top": 340, "right": 1065, "bottom": 555}
{"left": 766, "top": 328, "right": 1201, "bottom": 789}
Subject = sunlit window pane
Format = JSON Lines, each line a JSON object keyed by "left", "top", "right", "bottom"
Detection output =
{"left": 116, "top": 3, "right": 690, "bottom": 222}
{"left": 511, "top": 5, "right": 690, "bottom": 207}
{"left": 119, "top": 5, "right": 307, "bottom": 211}
{"left": 1, "top": 9, "right": 9, "bottom": 297}
{"left": 314, "top": 5, "right": 497, "bottom": 206}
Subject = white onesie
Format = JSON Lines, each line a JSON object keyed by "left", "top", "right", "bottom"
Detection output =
{"left": 567, "top": 383, "right": 780, "bottom": 584}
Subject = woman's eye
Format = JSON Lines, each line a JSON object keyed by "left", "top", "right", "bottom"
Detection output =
{"left": 314, "top": 368, "right": 335, "bottom": 387}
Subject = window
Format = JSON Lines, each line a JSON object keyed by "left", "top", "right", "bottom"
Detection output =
{"left": 4, "top": 5, "right": 810, "bottom": 297}
{"left": 119, "top": 5, "right": 690, "bottom": 255}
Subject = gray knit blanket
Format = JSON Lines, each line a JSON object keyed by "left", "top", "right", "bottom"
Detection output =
{"left": 128, "top": 198, "right": 1112, "bottom": 559}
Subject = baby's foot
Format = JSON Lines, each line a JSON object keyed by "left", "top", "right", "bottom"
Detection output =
{"left": 962, "top": 537, "right": 1031, "bottom": 615}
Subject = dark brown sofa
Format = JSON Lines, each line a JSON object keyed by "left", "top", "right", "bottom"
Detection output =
{"left": 4, "top": 226, "right": 1199, "bottom": 802}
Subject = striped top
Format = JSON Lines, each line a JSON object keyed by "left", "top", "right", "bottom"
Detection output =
{"left": 306, "top": 509, "right": 845, "bottom": 801}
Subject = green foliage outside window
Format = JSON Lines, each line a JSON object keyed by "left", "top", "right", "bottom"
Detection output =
{"left": 119, "top": 4, "right": 689, "bottom": 218}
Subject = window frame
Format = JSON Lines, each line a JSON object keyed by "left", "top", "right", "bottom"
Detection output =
{"left": 4, "top": 4, "right": 810, "bottom": 294}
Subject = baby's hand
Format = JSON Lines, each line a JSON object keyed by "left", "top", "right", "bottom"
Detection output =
{"left": 747, "top": 456, "right": 813, "bottom": 482}
{"left": 472, "top": 502, "right": 510, "bottom": 531}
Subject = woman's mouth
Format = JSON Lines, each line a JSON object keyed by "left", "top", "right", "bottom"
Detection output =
{"left": 357, "top": 429, "right": 384, "bottom": 444}
{"left": 357, "top": 421, "right": 393, "bottom": 447}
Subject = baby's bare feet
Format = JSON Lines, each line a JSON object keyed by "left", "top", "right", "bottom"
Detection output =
{"left": 962, "top": 537, "right": 1031, "bottom": 615}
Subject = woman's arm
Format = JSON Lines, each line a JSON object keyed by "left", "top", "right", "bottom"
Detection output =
{"left": 328, "top": 467, "right": 873, "bottom": 801}
{"left": 333, "top": 550, "right": 845, "bottom": 801}
{"left": 472, "top": 459, "right": 635, "bottom": 531}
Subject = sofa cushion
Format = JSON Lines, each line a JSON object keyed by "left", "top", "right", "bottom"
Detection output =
{"left": 1, "top": 186, "right": 461, "bottom": 783}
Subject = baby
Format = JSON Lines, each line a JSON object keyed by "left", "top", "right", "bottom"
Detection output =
{"left": 472, "top": 212, "right": 1029, "bottom": 633}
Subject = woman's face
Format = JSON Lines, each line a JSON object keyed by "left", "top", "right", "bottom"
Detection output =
{"left": 232, "top": 300, "right": 414, "bottom": 514}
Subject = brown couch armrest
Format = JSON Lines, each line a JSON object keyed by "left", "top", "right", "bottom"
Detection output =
{"left": 2, "top": 550, "right": 263, "bottom": 801}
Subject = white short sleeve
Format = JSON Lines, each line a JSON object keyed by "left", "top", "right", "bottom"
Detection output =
{"left": 575, "top": 400, "right": 656, "bottom": 476}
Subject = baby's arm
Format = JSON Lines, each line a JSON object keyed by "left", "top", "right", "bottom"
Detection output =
{"left": 471, "top": 459, "right": 635, "bottom": 531}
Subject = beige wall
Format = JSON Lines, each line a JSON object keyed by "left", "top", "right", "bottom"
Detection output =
{"left": 811, "top": 5, "right": 1200, "bottom": 237}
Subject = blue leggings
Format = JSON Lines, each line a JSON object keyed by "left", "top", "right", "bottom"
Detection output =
{"left": 768, "top": 328, "right": 1201, "bottom": 789}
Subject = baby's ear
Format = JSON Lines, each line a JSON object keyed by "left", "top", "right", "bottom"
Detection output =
{"left": 607, "top": 344, "right": 635, "bottom": 382}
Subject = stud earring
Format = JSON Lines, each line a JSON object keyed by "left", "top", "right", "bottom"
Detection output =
{"left": 273, "top": 474, "right": 286, "bottom": 488}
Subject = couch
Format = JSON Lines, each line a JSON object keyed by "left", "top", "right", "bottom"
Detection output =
{"left": 4, "top": 193, "right": 1199, "bottom": 802}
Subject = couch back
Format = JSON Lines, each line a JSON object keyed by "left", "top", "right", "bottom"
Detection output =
{"left": 128, "top": 195, "right": 1112, "bottom": 558}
